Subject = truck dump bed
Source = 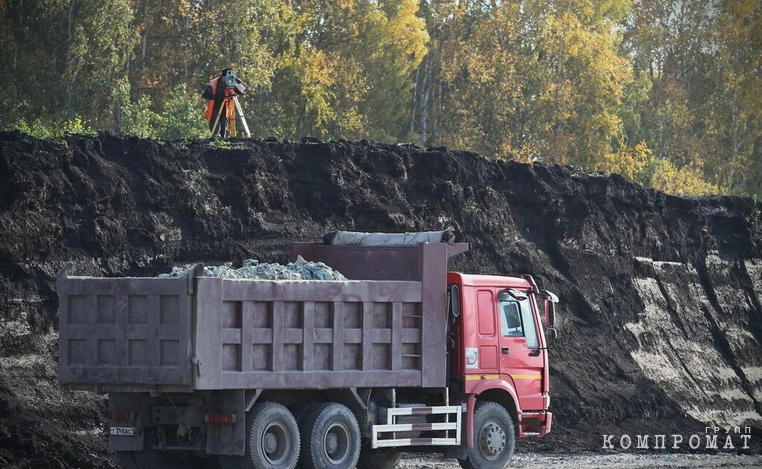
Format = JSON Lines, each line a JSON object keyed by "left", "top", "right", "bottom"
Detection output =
{"left": 58, "top": 242, "right": 467, "bottom": 392}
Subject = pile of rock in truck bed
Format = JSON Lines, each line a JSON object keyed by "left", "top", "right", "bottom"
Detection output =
{"left": 160, "top": 256, "right": 346, "bottom": 280}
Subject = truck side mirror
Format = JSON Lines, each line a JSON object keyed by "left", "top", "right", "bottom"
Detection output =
{"left": 544, "top": 299, "right": 556, "bottom": 327}
{"left": 540, "top": 290, "right": 558, "bottom": 327}
{"left": 546, "top": 326, "right": 558, "bottom": 345}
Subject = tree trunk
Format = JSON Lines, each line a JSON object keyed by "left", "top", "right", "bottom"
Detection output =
{"left": 14, "top": 0, "right": 22, "bottom": 73}
{"left": 418, "top": 55, "right": 431, "bottom": 144}
{"left": 67, "top": 0, "right": 77, "bottom": 41}
{"left": 410, "top": 66, "right": 419, "bottom": 137}
{"left": 64, "top": 0, "right": 80, "bottom": 116}
{"left": 142, "top": 0, "right": 149, "bottom": 71}
{"left": 113, "top": 93, "right": 122, "bottom": 134}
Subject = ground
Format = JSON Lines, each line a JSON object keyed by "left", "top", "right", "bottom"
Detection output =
{"left": 402, "top": 453, "right": 762, "bottom": 469}
{"left": 0, "top": 132, "right": 760, "bottom": 467}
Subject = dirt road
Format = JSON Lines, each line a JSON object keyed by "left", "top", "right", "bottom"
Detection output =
{"left": 400, "top": 453, "right": 762, "bottom": 469}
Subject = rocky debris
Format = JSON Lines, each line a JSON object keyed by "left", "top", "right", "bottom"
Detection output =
{"left": 399, "top": 453, "right": 762, "bottom": 469}
{"left": 160, "top": 256, "right": 346, "bottom": 280}
{"left": 0, "top": 131, "right": 761, "bottom": 468}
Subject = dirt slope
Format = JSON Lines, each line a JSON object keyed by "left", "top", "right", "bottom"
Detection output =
{"left": 0, "top": 132, "right": 761, "bottom": 467}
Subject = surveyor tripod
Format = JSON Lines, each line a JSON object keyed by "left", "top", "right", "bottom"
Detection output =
{"left": 210, "top": 91, "right": 251, "bottom": 139}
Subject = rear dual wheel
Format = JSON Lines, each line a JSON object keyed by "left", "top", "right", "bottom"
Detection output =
{"left": 298, "top": 403, "right": 361, "bottom": 469}
{"left": 219, "top": 402, "right": 301, "bottom": 469}
{"left": 218, "top": 402, "right": 361, "bottom": 469}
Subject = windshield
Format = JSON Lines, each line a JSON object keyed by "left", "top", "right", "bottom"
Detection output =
{"left": 499, "top": 295, "right": 538, "bottom": 349}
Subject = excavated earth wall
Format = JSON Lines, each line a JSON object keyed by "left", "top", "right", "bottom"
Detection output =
{"left": 0, "top": 132, "right": 761, "bottom": 467}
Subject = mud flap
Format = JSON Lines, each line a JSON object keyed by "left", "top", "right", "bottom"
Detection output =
{"left": 109, "top": 393, "right": 145, "bottom": 452}
{"left": 206, "top": 390, "right": 247, "bottom": 456}
{"left": 111, "top": 434, "right": 145, "bottom": 452}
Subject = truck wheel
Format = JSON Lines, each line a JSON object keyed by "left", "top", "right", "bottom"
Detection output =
{"left": 218, "top": 402, "right": 311, "bottom": 469}
{"left": 241, "top": 402, "right": 300, "bottom": 469}
{"left": 299, "top": 403, "right": 360, "bottom": 469}
{"left": 357, "top": 442, "right": 401, "bottom": 469}
{"left": 459, "top": 402, "right": 515, "bottom": 469}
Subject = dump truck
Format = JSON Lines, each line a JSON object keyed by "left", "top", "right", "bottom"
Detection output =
{"left": 57, "top": 232, "right": 558, "bottom": 469}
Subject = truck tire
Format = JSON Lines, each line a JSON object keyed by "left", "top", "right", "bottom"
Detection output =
{"left": 240, "top": 402, "right": 300, "bottom": 469}
{"left": 459, "top": 402, "right": 515, "bottom": 469}
{"left": 357, "top": 442, "right": 401, "bottom": 469}
{"left": 299, "top": 403, "right": 360, "bottom": 469}
{"left": 220, "top": 403, "right": 314, "bottom": 469}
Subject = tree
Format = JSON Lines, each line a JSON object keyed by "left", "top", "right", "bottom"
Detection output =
{"left": 115, "top": 79, "right": 159, "bottom": 138}
{"left": 242, "top": 0, "right": 427, "bottom": 142}
{"left": 700, "top": 0, "right": 762, "bottom": 195}
{"left": 624, "top": 0, "right": 762, "bottom": 195}
{"left": 430, "top": 0, "right": 633, "bottom": 166}
{"left": 0, "top": 0, "right": 133, "bottom": 128}
{"left": 65, "top": 0, "right": 134, "bottom": 127}
{"left": 159, "top": 83, "right": 208, "bottom": 139}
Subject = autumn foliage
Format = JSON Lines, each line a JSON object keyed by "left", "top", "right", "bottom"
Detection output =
{"left": 0, "top": 0, "right": 760, "bottom": 197}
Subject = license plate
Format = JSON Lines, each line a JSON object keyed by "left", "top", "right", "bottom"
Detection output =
{"left": 110, "top": 426, "right": 137, "bottom": 436}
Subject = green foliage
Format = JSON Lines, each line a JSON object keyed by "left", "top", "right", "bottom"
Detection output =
{"left": 8, "top": 119, "right": 56, "bottom": 140}
{"left": 8, "top": 117, "right": 96, "bottom": 139}
{"left": 158, "top": 84, "right": 208, "bottom": 140}
{"left": 116, "top": 81, "right": 160, "bottom": 139}
{"left": 116, "top": 81, "right": 208, "bottom": 140}
{"left": 208, "top": 136, "right": 232, "bottom": 149}
{"left": 59, "top": 116, "right": 96, "bottom": 136}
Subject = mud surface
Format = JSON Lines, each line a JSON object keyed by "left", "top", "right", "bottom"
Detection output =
{"left": 1, "top": 132, "right": 761, "bottom": 467}
{"left": 401, "top": 453, "right": 762, "bottom": 469}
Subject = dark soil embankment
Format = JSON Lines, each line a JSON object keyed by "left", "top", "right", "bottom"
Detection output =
{"left": 0, "top": 132, "right": 761, "bottom": 467}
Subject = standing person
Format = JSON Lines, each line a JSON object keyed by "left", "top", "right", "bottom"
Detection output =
{"left": 202, "top": 68, "right": 245, "bottom": 138}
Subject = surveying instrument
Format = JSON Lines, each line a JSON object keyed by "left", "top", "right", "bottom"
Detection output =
{"left": 210, "top": 70, "right": 251, "bottom": 138}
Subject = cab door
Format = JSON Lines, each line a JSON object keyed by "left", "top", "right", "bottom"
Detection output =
{"left": 497, "top": 294, "right": 544, "bottom": 410}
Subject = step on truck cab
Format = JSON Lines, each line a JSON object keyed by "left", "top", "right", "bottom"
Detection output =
{"left": 57, "top": 231, "right": 558, "bottom": 469}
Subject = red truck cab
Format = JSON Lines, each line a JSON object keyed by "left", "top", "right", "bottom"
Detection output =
{"left": 449, "top": 272, "right": 554, "bottom": 447}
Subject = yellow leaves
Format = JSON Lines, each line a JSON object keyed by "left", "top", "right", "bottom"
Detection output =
{"left": 597, "top": 141, "right": 720, "bottom": 196}
{"left": 598, "top": 141, "right": 651, "bottom": 181}
{"left": 436, "top": 1, "right": 634, "bottom": 166}
{"left": 650, "top": 160, "right": 721, "bottom": 196}
{"left": 392, "top": 0, "right": 430, "bottom": 59}
{"left": 262, "top": 0, "right": 428, "bottom": 140}
{"left": 333, "top": 0, "right": 359, "bottom": 13}
{"left": 292, "top": 46, "right": 337, "bottom": 133}
{"left": 177, "top": 0, "right": 190, "bottom": 18}
{"left": 726, "top": 0, "right": 757, "bottom": 17}
{"left": 370, "top": 0, "right": 429, "bottom": 75}
{"left": 300, "top": 47, "right": 336, "bottom": 92}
